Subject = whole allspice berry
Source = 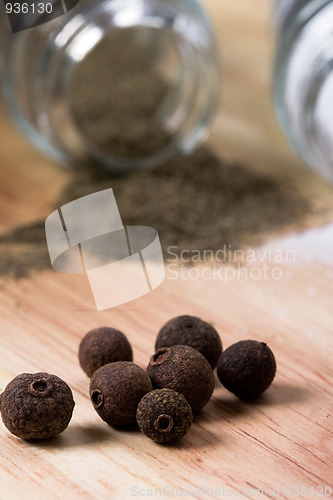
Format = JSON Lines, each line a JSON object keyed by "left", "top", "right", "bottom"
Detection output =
{"left": 217, "top": 340, "right": 277, "bottom": 399}
{"left": 136, "top": 388, "right": 193, "bottom": 444}
{"left": 146, "top": 345, "right": 214, "bottom": 413}
{"left": 90, "top": 361, "right": 153, "bottom": 426}
{"left": 79, "top": 327, "right": 133, "bottom": 377}
{"left": 0, "top": 373, "right": 75, "bottom": 440}
{"left": 155, "top": 315, "right": 222, "bottom": 368}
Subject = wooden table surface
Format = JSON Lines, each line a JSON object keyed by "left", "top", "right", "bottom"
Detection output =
{"left": 0, "top": 1, "right": 332, "bottom": 499}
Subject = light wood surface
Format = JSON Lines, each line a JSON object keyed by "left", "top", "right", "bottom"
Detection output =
{"left": 0, "top": 1, "right": 333, "bottom": 499}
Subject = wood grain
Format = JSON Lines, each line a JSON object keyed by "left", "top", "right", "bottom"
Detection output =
{"left": 0, "top": 1, "right": 332, "bottom": 499}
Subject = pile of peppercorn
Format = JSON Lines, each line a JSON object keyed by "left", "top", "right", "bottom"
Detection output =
{"left": 0, "top": 315, "right": 276, "bottom": 444}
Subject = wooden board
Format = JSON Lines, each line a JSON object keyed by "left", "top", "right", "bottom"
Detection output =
{"left": 0, "top": 1, "right": 332, "bottom": 499}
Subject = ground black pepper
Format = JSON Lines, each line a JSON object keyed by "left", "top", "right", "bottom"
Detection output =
{"left": 79, "top": 327, "right": 133, "bottom": 377}
{"left": 136, "top": 388, "right": 193, "bottom": 444}
{"left": 0, "top": 24, "right": 323, "bottom": 281}
{"left": 155, "top": 315, "right": 222, "bottom": 368}
{"left": 89, "top": 361, "right": 153, "bottom": 427}
{"left": 217, "top": 340, "right": 276, "bottom": 399}
{"left": 70, "top": 28, "right": 171, "bottom": 159}
{"left": 0, "top": 373, "right": 75, "bottom": 440}
{"left": 146, "top": 345, "right": 214, "bottom": 413}
{"left": 0, "top": 148, "right": 315, "bottom": 280}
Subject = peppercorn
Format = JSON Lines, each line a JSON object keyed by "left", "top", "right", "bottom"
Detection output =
{"left": 136, "top": 388, "right": 193, "bottom": 444}
{"left": 90, "top": 361, "right": 153, "bottom": 426}
{"left": 79, "top": 327, "right": 133, "bottom": 377}
{"left": 217, "top": 340, "right": 276, "bottom": 399}
{"left": 155, "top": 315, "right": 222, "bottom": 368}
{"left": 0, "top": 373, "right": 75, "bottom": 440}
{"left": 146, "top": 345, "right": 214, "bottom": 413}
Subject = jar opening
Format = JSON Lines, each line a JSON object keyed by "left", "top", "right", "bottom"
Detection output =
{"left": 68, "top": 26, "right": 180, "bottom": 164}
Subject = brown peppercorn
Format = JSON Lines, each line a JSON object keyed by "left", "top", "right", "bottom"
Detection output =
{"left": 136, "top": 388, "right": 193, "bottom": 444}
{"left": 146, "top": 345, "right": 214, "bottom": 413}
{"left": 155, "top": 315, "right": 222, "bottom": 368}
{"left": 90, "top": 361, "right": 153, "bottom": 426}
{"left": 79, "top": 327, "right": 133, "bottom": 377}
{"left": 0, "top": 373, "right": 75, "bottom": 440}
{"left": 217, "top": 340, "right": 276, "bottom": 399}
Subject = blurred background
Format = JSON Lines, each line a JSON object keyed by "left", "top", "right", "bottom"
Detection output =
{"left": 1, "top": 0, "right": 333, "bottom": 272}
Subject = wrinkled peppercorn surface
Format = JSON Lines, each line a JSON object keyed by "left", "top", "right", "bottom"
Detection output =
{"left": 217, "top": 340, "right": 276, "bottom": 399}
{"left": 136, "top": 388, "right": 193, "bottom": 444}
{"left": 90, "top": 361, "right": 153, "bottom": 426}
{"left": 79, "top": 326, "right": 133, "bottom": 377}
{"left": 155, "top": 315, "right": 222, "bottom": 368}
{"left": 147, "top": 345, "right": 214, "bottom": 413}
{"left": 0, "top": 373, "right": 75, "bottom": 440}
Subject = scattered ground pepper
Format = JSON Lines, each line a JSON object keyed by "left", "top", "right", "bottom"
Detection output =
{"left": 0, "top": 25, "right": 325, "bottom": 280}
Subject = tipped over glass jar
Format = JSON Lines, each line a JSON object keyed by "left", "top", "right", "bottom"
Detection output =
{"left": 0, "top": 0, "right": 220, "bottom": 173}
{"left": 274, "top": 0, "right": 333, "bottom": 182}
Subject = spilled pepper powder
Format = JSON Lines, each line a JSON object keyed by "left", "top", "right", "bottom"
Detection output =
{"left": 0, "top": 28, "right": 318, "bottom": 279}
{"left": 0, "top": 150, "right": 314, "bottom": 279}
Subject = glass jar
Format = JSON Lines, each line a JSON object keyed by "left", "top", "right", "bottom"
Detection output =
{"left": 0, "top": 0, "right": 220, "bottom": 173}
{"left": 274, "top": 0, "right": 333, "bottom": 181}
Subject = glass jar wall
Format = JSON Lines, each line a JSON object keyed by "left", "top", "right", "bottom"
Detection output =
{"left": 274, "top": 0, "right": 333, "bottom": 181}
{"left": 0, "top": 0, "right": 220, "bottom": 173}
